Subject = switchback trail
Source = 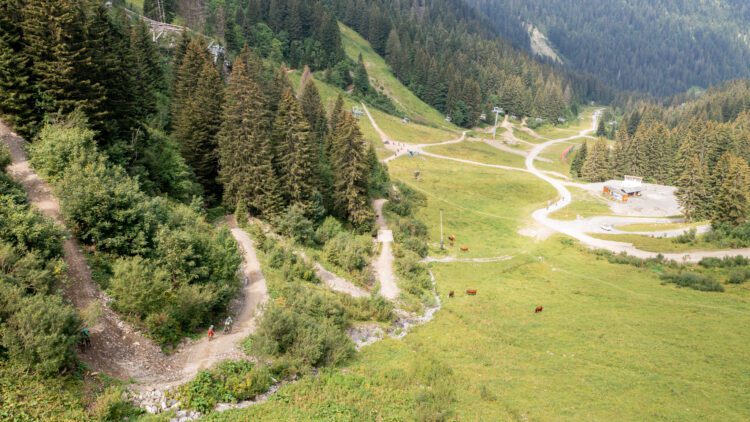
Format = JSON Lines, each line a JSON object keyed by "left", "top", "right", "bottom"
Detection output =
{"left": 1, "top": 121, "right": 268, "bottom": 386}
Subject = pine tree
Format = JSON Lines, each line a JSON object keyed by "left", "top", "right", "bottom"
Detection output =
{"left": 596, "top": 118, "right": 607, "bottom": 137}
{"left": 172, "top": 38, "right": 208, "bottom": 126}
{"left": 173, "top": 60, "right": 224, "bottom": 199}
{"left": 0, "top": 0, "right": 35, "bottom": 135}
{"left": 21, "top": 0, "right": 105, "bottom": 123}
{"left": 331, "top": 112, "right": 374, "bottom": 229}
{"left": 713, "top": 154, "right": 750, "bottom": 226}
{"left": 86, "top": 6, "right": 138, "bottom": 142}
{"left": 217, "top": 57, "right": 282, "bottom": 217}
{"left": 272, "top": 88, "right": 321, "bottom": 215}
{"left": 581, "top": 138, "right": 611, "bottom": 182}
{"left": 676, "top": 155, "right": 709, "bottom": 221}
{"left": 130, "top": 19, "right": 164, "bottom": 120}
{"left": 353, "top": 53, "right": 371, "bottom": 96}
{"left": 569, "top": 142, "right": 587, "bottom": 178}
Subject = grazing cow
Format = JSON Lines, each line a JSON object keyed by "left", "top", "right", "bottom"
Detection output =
{"left": 534, "top": 306, "right": 544, "bottom": 313}
{"left": 448, "top": 290, "right": 455, "bottom": 298}
{"left": 466, "top": 289, "right": 477, "bottom": 296}
{"left": 448, "top": 235, "right": 456, "bottom": 242}
{"left": 460, "top": 246, "right": 469, "bottom": 252}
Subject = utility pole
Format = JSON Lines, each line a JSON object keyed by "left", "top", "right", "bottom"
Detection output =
{"left": 439, "top": 209, "right": 444, "bottom": 250}
{"left": 492, "top": 106, "right": 502, "bottom": 140}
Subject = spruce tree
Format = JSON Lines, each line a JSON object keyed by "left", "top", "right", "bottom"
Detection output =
{"left": 331, "top": 112, "right": 374, "bottom": 229}
{"left": 173, "top": 60, "right": 224, "bottom": 199}
{"left": 596, "top": 118, "right": 607, "bottom": 137}
{"left": 581, "top": 138, "right": 611, "bottom": 182}
{"left": 353, "top": 53, "right": 371, "bottom": 96}
{"left": 217, "top": 57, "right": 282, "bottom": 217}
{"left": 299, "top": 80, "right": 332, "bottom": 208}
{"left": 713, "top": 154, "right": 750, "bottom": 226}
{"left": 272, "top": 88, "right": 321, "bottom": 215}
{"left": 569, "top": 142, "right": 587, "bottom": 178}
{"left": 0, "top": 0, "right": 35, "bottom": 135}
{"left": 21, "top": 0, "right": 105, "bottom": 124}
{"left": 676, "top": 155, "right": 709, "bottom": 221}
{"left": 172, "top": 38, "right": 208, "bottom": 126}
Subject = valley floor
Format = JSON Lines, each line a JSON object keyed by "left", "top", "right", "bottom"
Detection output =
{"left": 209, "top": 108, "right": 750, "bottom": 420}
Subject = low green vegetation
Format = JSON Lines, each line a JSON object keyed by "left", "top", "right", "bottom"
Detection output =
{"left": 385, "top": 181, "right": 435, "bottom": 311}
{"left": 245, "top": 226, "right": 393, "bottom": 372}
{"left": 175, "top": 360, "right": 279, "bottom": 413}
{"left": 591, "top": 232, "right": 724, "bottom": 253}
{"left": 370, "top": 106, "right": 458, "bottom": 144}
{"left": 426, "top": 140, "right": 526, "bottom": 168}
{"left": 29, "top": 119, "right": 242, "bottom": 347}
{"left": 549, "top": 187, "right": 612, "bottom": 220}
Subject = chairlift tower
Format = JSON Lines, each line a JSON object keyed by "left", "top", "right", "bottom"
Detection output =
{"left": 492, "top": 106, "right": 503, "bottom": 140}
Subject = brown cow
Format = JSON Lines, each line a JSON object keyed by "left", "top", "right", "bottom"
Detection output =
{"left": 534, "top": 306, "right": 544, "bottom": 313}
{"left": 448, "top": 234, "right": 456, "bottom": 242}
{"left": 448, "top": 290, "right": 455, "bottom": 298}
{"left": 460, "top": 246, "right": 469, "bottom": 252}
{"left": 466, "top": 289, "right": 477, "bottom": 296}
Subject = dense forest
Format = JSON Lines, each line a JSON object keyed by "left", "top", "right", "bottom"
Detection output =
{"left": 471, "top": 0, "right": 750, "bottom": 96}
{"left": 0, "top": 0, "right": 386, "bottom": 374}
{"left": 134, "top": 0, "right": 614, "bottom": 127}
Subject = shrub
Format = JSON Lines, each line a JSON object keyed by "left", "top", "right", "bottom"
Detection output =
{"left": 275, "top": 204, "right": 315, "bottom": 246}
{"left": 29, "top": 120, "right": 98, "bottom": 182}
{"left": 660, "top": 272, "right": 724, "bottom": 292}
{"left": 323, "top": 232, "right": 372, "bottom": 273}
{"left": 699, "top": 255, "right": 750, "bottom": 268}
{"left": 248, "top": 286, "right": 354, "bottom": 368}
{"left": 396, "top": 250, "right": 432, "bottom": 297}
{"left": 89, "top": 386, "right": 142, "bottom": 421}
{"left": 1, "top": 293, "right": 81, "bottom": 375}
{"left": 176, "top": 361, "right": 275, "bottom": 413}
{"left": 727, "top": 267, "right": 750, "bottom": 284}
{"left": 109, "top": 257, "right": 170, "bottom": 319}
{"left": 315, "top": 216, "right": 343, "bottom": 245}
{"left": 0, "top": 144, "right": 10, "bottom": 169}
{"left": 672, "top": 228, "right": 697, "bottom": 244}
{"left": 0, "top": 196, "right": 64, "bottom": 260}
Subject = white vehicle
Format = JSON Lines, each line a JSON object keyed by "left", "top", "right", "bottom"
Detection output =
{"left": 600, "top": 224, "right": 613, "bottom": 232}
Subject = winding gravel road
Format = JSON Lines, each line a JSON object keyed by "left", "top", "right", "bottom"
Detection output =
{"left": 525, "top": 111, "right": 750, "bottom": 262}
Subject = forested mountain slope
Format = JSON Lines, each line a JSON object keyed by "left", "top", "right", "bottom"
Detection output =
{"left": 471, "top": 0, "right": 750, "bottom": 96}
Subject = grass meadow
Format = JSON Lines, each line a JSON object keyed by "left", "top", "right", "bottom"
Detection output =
{"left": 215, "top": 146, "right": 750, "bottom": 421}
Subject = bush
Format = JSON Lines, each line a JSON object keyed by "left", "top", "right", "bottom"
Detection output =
{"left": 89, "top": 386, "right": 143, "bottom": 421}
{"left": 0, "top": 196, "right": 65, "bottom": 260}
{"left": 248, "top": 285, "right": 354, "bottom": 368}
{"left": 395, "top": 249, "right": 433, "bottom": 297}
{"left": 727, "top": 267, "right": 750, "bottom": 284}
{"left": 699, "top": 255, "right": 750, "bottom": 268}
{"left": 29, "top": 120, "right": 98, "bottom": 182}
{"left": 660, "top": 271, "right": 724, "bottom": 292}
{"left": 323, "top": 232, "right": 372, "bottom": 273}
{"left": 176, "top": 360, "right": 275, "bottom": 413}
{"left": 315, "top": 216, "right": 343, "bottom": 245}
{"left": 1, "top": 293, "right": 81, "bottom": 375}
{"left": 275, "top": 204, "right": 315, "bottom": 246}
{"left": 0, "top": 144, "right": 10, "bottom": 169}
{"left": 673, "top": 228, "right": 697, "bottom": 244}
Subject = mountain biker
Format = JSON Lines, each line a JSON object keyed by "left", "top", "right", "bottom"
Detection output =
{"left": 224, "top": 316, "right": 233, "bottom": 333}
{"left": 208, "top": 325, "right": 215, "bottom": 341}
{"left": 80, "top": 327, "right": 91, "bottom": 349}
